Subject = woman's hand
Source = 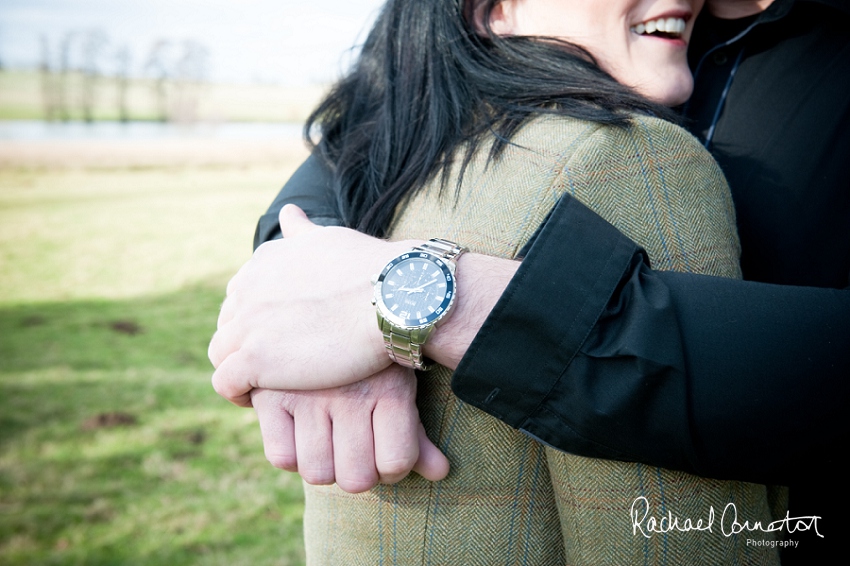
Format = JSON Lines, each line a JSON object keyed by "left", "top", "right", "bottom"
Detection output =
{"left": 251, "top": 366, "right": 450, "bottom": 492}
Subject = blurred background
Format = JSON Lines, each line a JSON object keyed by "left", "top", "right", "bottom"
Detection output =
{"left": 0, "top": 1, "right": 382, "bottom": 564}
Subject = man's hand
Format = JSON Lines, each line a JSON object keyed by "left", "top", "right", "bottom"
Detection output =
{"left": 250, "top": 365, "right": 450, "bottom": 492}
{"left": 209, "top": 203, "right": 518, "bottom": 407}
{"left": 209, "top": 204, "right": 418, "bottom": 406}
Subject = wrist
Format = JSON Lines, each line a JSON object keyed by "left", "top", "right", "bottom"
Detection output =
{"left": 424, "top": 252, "right": 519, "bottom": 370}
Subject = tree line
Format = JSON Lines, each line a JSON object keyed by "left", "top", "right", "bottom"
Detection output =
{"left": 39, "top": 29, "right": 209, "bottom": 123}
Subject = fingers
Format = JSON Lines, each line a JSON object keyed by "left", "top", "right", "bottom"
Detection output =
{"left": 252, "top": 389, "right": 297, "bottom": 472}
{"left": 216, "top": 294, "right": 237, "bottom": 329}
{"left": 279, "top": 204, "right": 320, "bottom": 238}
{"left": 332, "top": 409, "right": 379, "bottom": 493}
{"left": 225, "top": 268, "right": 244, "bottom": 298}
{"left": 207, "top": 318, "right": 244, "bottom": 369}
{"left": 412, "top": 423, "right": 450, "bottom": 481}
{"left": 294, "top": 404, "right": 335, "bottom": 486}
{"left": 249, "top": 383, "right": 449, "bottom": 492}
{"left": 210, "top": 351, "right": 255, "bottom": 407}
{"left": 373, "top": 395, "right": 420, "bottom": 484}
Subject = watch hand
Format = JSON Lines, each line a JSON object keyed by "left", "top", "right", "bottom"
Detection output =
{"left": 408, "top": 279, "right": 439, "bottom": 292}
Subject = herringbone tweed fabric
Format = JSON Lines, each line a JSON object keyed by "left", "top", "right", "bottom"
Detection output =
{"left": 303, "top": 115, "right": 785, "bottom": 565}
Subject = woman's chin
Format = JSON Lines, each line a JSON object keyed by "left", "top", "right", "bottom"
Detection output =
{"left": 645, "top": 76, "right": 695, "bottom": 108}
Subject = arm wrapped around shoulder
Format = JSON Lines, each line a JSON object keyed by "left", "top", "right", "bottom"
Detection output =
{"left": 560, "top": 115, "right": 741, "bottom": 279}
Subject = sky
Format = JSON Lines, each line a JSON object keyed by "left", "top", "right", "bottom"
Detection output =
{"left": 0, "top": 0, "right": 385, "bottom": 85}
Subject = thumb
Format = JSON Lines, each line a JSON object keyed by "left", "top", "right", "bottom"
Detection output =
{"left": 279, "top": 204, "right": 319, "bottom": 238}
{"left": 412, "top": 423, "right": 450, "bottom": 481}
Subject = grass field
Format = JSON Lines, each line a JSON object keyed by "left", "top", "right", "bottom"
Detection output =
{"left": 0, "top": 139, "right": 311, "bottom": 564}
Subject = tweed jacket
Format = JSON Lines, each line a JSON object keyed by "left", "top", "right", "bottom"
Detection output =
{"left": 302, "top": 114, "right": 784, "bottom": 565}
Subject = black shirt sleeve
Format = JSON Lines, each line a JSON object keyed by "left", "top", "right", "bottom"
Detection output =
{"left": 452, "top": 192, "right": 850, "bottom": 486}
{"left": 253, "top": 153, "right": 342, "bottom": 250}
{"left": 258, "top": 154, "right": 850, "bottom": 487}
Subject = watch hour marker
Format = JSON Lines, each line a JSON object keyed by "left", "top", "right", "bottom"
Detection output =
{"left": 437, "top": 283, "right": 446, "bottom": 288}
{"left": 427, "top": 306, "right": 435, "bottom": 313}
{"left": 391, "top": 304, "right": 399, "bottom": 311}
{"left": 422, "top": 263, "right": 428, "bottom": 270}
{"left": 416, "top": 311, "right": 422, "bottom": 319}
{"left": 385, "top": 293, "right": 394, "bottom": 299}
{"left": 409, "top": 263, "right": 415, "bottom": 271}
{"left": 431, "top": 271, "right": 439, "bottom": 278}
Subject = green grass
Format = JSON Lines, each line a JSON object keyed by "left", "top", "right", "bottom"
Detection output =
{"left": 0, "top": 165, "right": 300, "bottom": 303}
{"left": 0, "top": 160, "right": 308, "bottom": 564}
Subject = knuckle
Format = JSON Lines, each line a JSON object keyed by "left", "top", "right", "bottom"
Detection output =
{"left": 377, "top": 455, "right": 417, "bottom": 480}
{"left": 210, "top": 373, "right": 244, "bottom": 405}
{"left": 210, "top": 372, "right": 228, "bottom": 397}
{"left": 299, "top": 466, "right": 335, "bottom": 486}
{"left": 207, "top": 336, "right": 221, "bottom": 367}
{"left": 238, "top": 342, "right": 260, "bottom": 368}
{"left": 251, "top": 241, "right": 268, "bottom": 259}
{"left": 251, "top": 240, "right": 279, "bottom": 262}
{"left": 336, "top": 472, "right": 379, "bottom": 494}
{"left": 265, "top": 450, "right": 297, "bottom": 472}
{"left": 225, "top": 273, "right": 242, "bottom": 297}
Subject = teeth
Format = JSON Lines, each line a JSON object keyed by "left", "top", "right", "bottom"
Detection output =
{"left": 631, "top": 17, "right": 686, "bottom": 36}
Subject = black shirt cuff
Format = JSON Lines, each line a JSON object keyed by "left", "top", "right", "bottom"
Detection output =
{"left": 451, "top": 194, "right": 642, "bottom": 436}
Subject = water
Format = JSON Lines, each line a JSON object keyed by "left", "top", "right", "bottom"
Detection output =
{"left": 0, "top": 120, "right": 305, "bottom": 141}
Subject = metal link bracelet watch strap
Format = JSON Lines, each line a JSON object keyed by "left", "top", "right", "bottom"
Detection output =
{"left": 379, "top": 319, "right": 433, "bottom": 370}
{"left": 416, "top": 238, "right": 465, "bottom": 263}
{"left": 378, "top": 238, "right": 465, "bottom": 371}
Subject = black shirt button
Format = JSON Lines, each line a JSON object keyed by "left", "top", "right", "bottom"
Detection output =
{"left": 713, "top": 51, "right": 729, "bottom": 65}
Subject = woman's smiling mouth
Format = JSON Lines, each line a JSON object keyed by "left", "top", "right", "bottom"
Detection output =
{"left": 630, "top": 17, "right": 687, "bottom": 38}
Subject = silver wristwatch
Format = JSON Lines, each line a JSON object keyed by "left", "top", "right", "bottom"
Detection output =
{"left": 371, "top": 238, "right": 465, "bottom": 370}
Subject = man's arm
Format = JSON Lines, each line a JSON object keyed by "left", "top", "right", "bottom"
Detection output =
{"left": 451, "top": 193, "right": 850, "bottom": 486}
{"left": 250, "top": 155, "right": 850, "bottom": 487}
{"left": 233, "top": 154, "right": 448, "bottom": 491}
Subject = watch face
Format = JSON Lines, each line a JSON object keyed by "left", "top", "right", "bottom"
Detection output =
{"left": 375, "top": 251, "right": 456, "bottom": 328}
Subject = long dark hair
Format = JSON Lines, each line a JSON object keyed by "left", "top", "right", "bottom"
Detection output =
{"left": 306, "top": 0, "right": 674, "bottom": 237}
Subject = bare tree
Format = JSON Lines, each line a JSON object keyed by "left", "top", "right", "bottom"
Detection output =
{"left": 144, "top": 40, "right": 172, "bottom": 122}
{"left": 39, "top": 35, "right": 60, "bottom": 121}
{"left": 114, "top": 46, "right": 132, "bottom": 122}
{"left": 143, "top": 39, "right": 210, "bottom": 123}
{"left": 57, "top": 31, "right": 78, "bottom": 121}
{"left": 171, "top": 40, "right": 209, "bottom": 123}
{"left": 79, "top": 29, "right": 109, "bottom": 122}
